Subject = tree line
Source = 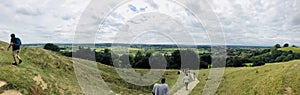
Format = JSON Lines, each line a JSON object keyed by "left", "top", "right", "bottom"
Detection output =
{"left": 226, "top": 44, "right": 300, "bottom": 67}
{"left": 44, "top": 43, "right": 300, "bottom": 69}
{"left": 69, "top": 47, "right": 211, "bottom": 69}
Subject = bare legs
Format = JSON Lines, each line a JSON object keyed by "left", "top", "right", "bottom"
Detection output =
{"left": 185, "top": 83, "right": 188, "bottom": 90}
{"left": 13, "top": 55, "right": 22, "bottom": 63}
{"left": 12, "top": 50, "right": 22, "bottom": 65}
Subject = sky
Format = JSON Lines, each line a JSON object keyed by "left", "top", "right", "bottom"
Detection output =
{"left": 0, "top": 0, "right": 299, "bottom": 46}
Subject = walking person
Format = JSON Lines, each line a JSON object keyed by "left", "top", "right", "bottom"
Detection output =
{"left": 193, "top": 72, "right": 197, "bottom": 80}
{"left": 152, "top": 78, "right": 169, "bottom": 95}
{"left": 7, "top": 34, "right": 22, "bottom": 65}
{"left": 183, "top": 74, "right": 189, "bottom": 90}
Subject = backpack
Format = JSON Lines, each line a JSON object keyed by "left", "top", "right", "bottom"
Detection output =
{"left": 14, "top": 38, "right": 22, "bottom": 46}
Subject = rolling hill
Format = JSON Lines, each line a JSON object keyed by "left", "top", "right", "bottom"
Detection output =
{"left": 2, "top": 40, "right": 300, "bottom": 95}
{"left": 0, "top": 41, "right": 183, "bottom": 95}
{"left": 0, "top": 41, "right": 83, "bottom": 94}
{"left": 190, "top": 60, "right": 300, "bottom": 95}
{"left": 279, "top": 47, "right": 300, "bottom": 53}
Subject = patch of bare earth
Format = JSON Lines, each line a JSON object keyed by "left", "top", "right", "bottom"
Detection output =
{"left": 33, "top": 74, "right": 47, "bottom": 90}
{"left": 0, "top": 81, "right": 6, "bottom": 88}
{"left": 29, "top": 85, "right": 45, "bottom": 95}
{"left": 283, "top": 86, "right": 292, "bottom": 95}
{"left": 0, "top": 81, "right": 22, "bottom": 95}
{"left": 289, "top": 63, "right": 297, "bottom": 70}
{"left": 0, "top": 90, "right": 22, "bottom": 95}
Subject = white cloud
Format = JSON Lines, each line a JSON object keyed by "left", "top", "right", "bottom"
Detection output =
{"left": 0, "top": 0, "right": 299, "bottom": 46}
{"left": 207, "top": 0, "right": 300, "bottom": 46}
{"left": 0, "top": 0, "right": 90, "bottom": 43}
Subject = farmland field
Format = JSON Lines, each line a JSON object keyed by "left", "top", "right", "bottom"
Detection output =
{"left": 279, "top": 47, "right": 300, "bottom": 53}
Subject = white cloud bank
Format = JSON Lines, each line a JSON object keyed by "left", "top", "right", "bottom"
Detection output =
{"left": 0, "top": 0, "right": 299, "bottom": 46}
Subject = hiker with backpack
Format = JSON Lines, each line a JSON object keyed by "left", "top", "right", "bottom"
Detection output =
{"left": 7, "top": 34, "right": 22, "bottom": 65}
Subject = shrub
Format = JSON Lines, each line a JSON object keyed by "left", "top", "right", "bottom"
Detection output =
{"left": 252, "top": 61, "right": 265, "bottom": 66}
{"left": 44, "top": 43, "right": 60, "bottom": 52}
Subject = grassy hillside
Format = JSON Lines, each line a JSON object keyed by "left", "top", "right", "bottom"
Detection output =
{"left": 279, "top": 47, "right": 300, "bottom": 53}
{"left": 0, "top": 41, "right": 82, "bottom": 94}
{"left": 3, "top": 40, "right": 300, "bottom": 95}
{"left": 0, "top": 41, "right": 184, "bottom": 95}
{"left": 190, "top": 60, "right": 300, "bottom": 95}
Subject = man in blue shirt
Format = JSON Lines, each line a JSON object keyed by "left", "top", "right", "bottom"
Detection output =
{"left": 7, "top": 34, "right": 22, "bottom": 65}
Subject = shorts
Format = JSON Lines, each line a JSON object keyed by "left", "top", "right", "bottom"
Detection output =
{"left": 13, "top": 49, "right": 20, "bottom": 57}
{"left": 185, "top": 82, "right": 189, "bottom": 85}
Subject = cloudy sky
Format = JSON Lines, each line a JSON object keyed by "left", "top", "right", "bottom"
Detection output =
{"left": 0, "top": 0, "right": 299, "bottom": 46}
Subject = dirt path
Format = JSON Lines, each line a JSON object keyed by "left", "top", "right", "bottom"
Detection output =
{"left": 283, "top": 86, "right": 292, "bottom": 95}
{"left": 33, "top": 74, "right": 47, "bottom": 90}
{"left": 0, "top": 75, "right": 47, "bottom": 95}
{"left": 0, "top": 90, "right": 22, "bottom": 95}
{"left": 0, "top": 81, "right": 22, "bottom": 95}
{"left": 289, "top": 63, "right": 297, "bottom": 70}
{"left": 0, "top": 81, "right": 6, "bottom": 88}
{"left": 283, "top": 62, "right": 297, "bottom": 95}
{"left": 173, "top": 79, "right": 199, "bottom": 95}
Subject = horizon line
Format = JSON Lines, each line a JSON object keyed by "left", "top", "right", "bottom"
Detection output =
{"left": 22, "top": 42, "right": 273, "bottom": 47}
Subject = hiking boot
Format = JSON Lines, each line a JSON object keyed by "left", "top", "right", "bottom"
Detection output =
{"left": 19, "top": 60, "right": 22, "bottom": 64}
{"left": 12, "top": 62, "right": 18, "bottom": 65}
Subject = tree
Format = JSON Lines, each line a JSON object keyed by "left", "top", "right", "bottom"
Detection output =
{"left": 180, "top": 49, "right": 199, "bottom": 69}
{"left": 116, "top": 54, "right": 132, "bottom": 68}
{"left": 270, "top": 49, "right": 282, "bottom": 59}
{"left": 274, "top": 44, "right": 281, "bottom": 48}
{"left": 294, "top": 53, "right": 300, "bottom": 59}
{"left": 271, "top": 44, "right": 281, "bottom": 53}
{"left": 74, "top": 46, "right": 94, "bottom": 61}
{"left": 60, "top": 51, "right": 72, "bottom": 57}
{"left": 133, "top": 51, "right": 143, "bottom": 68}
{"left": 169, "top": 50, "right": 181, "bottom": 69}
{"left": 261, "top": 54, "right": 272, "bottom": 63}
{"left": 283, "top": 54, "right": 294, "bottom": 62}
{"left": 101, "top": 49, "right": 115, "bottom": 66}
{"left": 44, "top": 43, "right": 60, "bottom": 52}
{"left": 252, "top": 60, "right": 265, "bottom": 66}
{"left": 200, "top": 54, "right": 211, "bottom": 69}
{"left": 133, "top": 51, "right": 152, "bottom": 69}
{"left": 232, "top": 57, "right": 244, "bottom": 67}
{"left": 226, "top": 57, "right": 245, "bottom": 67}
{"left": 260, "top": 49, "right": 270, "bottom": 54}
{"left": 275, "top": 55, "right": 286, "bottom": 62}
{"left": 283, "top": 43, "right": 289, "bottom": 47}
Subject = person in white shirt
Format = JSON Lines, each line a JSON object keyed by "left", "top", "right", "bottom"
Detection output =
{"left": 152, "top": 83, "right": 159, "bottom": 95}
{"left": 184, "top": 74, "right": 189, "bottom": 90}
{"left": 152, "top": 78, "right": 169, "bottom": 95}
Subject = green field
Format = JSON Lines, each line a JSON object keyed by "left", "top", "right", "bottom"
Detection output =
{"left": 190, "top": 60, "right": 300, "bottom": 95}
{"left": 279, "top": 47, "right": 300, "bottom": 53}
{"left": 1, "top": 41, "right": 300, "bottom": 94}
{"left": 58, "top": 45, "right": 210, "bottom": 57}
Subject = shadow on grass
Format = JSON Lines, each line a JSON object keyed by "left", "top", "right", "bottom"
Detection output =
{"left": 1, "top": 62, "right": 13, "bottom": 65}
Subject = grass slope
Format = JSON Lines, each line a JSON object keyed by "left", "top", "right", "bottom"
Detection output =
{"left": 279, "top": 47, "right": 300, "bottom": 53}
{"left": 190, "top": 60, "right": 300, "bottom": 95}
{"left": 4, "top": 40, "right": 299, "bottom": 95}
{"left": 0, "top": 41, "right": 183, "bottom": 95}
{"left": 0, "top": 41, "right": 82, "bottom": 94}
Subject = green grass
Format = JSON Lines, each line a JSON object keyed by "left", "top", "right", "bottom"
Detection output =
{"left": 279, "top": 47, "right": 300, "bottom": 53}
{"left": 0, "top": 41, "right": 183, "bottom": 95}
{"left": 3, "top": 40, "right": 300, "bottom": 95}
{"left": 0, "top": 41, "right": 82, "bottom": 95}
{"left": 190, "top": 60, "right": 300, "bottom": 95}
